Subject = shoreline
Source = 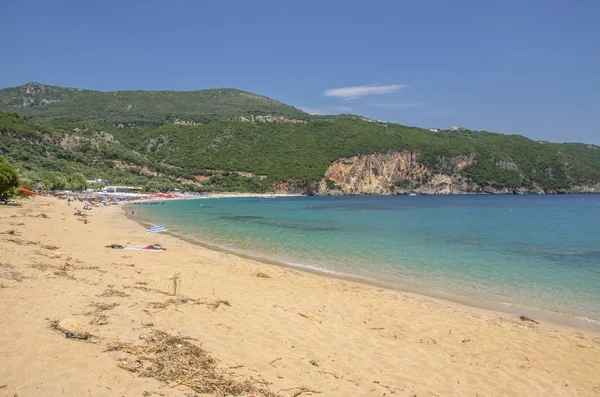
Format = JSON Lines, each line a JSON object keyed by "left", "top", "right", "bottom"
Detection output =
{"left": 124, "top": 201, "right": 600, "bottom": 333}
{"left": 2, "top": 196, "right": 600, "bottom": 397}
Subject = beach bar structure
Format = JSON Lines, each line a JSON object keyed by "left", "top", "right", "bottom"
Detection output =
{"left": 102, "top": 186, "right": 144, "bottom": 194}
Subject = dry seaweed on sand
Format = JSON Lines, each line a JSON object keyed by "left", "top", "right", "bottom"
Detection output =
{"left": 0, "top": 229, "right": 21, "bottom": 236}
{"left": 87, "top": 302, "right": 120, "bottom": 313}
{"left": 110, "top": 261, "right": 136, "bottom": 267}
{"left": 97, "top": 288, "right": 130, "bottom": 298}
{"left": 29, "top": 261, "right": 49, "bottom": 271}
{"left": 5, "top": 237, "right": 38, "bottom": 245}
{"left": 106, "top": 330, "right": 278, "bottom": 397}
{"left": 49, "top": 270, "right": 76, "bottom": 280}
{"left": 280, "top": 387, "right": 322, "bottom": 396}
{"left": 30, "top": 213, "right": 51, "bottom": 218}
{"left": 0, "top": 262, "right": 25, "bottom": 282}
{"left": 203, "top": 299, "right": 231, "bottom": 310}
{"left": 147, "top": 297, "right": 231, "bottom": 311}
{"left": 124, "top": 284, "right": 170, "bottom": 295}
{"left": 89, "top": 314, "right": 109, "bottom": 326}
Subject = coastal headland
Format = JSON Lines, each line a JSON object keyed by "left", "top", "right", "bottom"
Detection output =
{"left": 1, "top": 196, "right": 599, "bottom": 396}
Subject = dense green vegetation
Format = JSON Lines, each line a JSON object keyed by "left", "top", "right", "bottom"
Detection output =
{"left": 0, "top": 83, "right": 305, "bottom": 123}
{"left": 2, "top": 111, "right": 600, "bottom": 193}
{"left": 0, "top": 154, "right": 19, "bottom": 199}
{"left": 0, "top": 82, "right": 599, "bottom": 194}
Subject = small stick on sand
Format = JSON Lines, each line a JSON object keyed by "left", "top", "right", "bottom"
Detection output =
{"left": 279, "top": 387, "right": 322, "bottom": 396}
{"left": 519, "top": 316, "right": 539, "bottom": 325}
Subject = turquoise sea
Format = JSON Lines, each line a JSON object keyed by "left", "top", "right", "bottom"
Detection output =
{"left": 132, "top": 195, "right": 600, "bottom": 327}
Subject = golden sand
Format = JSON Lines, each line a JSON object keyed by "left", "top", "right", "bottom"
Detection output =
{"left": 1, "top": 196, "right": 599, "bottom": 396}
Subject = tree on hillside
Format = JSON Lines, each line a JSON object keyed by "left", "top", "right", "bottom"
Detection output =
{"left": 0, "top": 155, "right": 19, "bottom": 200}
{"left": 40, "top": 171, "right": 67, "bottom": 191}
{"left": 67, "top": 172, "right": 88, "bottom": 191}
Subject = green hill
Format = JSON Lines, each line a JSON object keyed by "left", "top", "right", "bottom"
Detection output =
{"left": 0, "top": 82, "right": 306, "bottom": 124}
{"left": 1, "top": 110, "right": 600, "bottom": 194}
{"left": 0, "top": 82, "right": 599, "bottom": 194}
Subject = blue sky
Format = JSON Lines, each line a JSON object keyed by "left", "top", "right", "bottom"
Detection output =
{"left": 1, "top": 0, "right": 598, "bottom": 143}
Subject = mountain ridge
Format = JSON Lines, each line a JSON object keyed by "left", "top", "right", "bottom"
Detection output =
{"left": 0, "top": 82, "right": 306, "bottom": 124}
{"left": 1, "top": 82, "right": 600, "bottom": 195}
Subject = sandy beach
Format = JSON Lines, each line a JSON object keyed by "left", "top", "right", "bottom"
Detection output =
{"left": 1, "top": 196, "right": 599, "bottom": 397}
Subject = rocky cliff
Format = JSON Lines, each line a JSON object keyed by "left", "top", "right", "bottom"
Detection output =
{"left": 318, "top": 152, "right": 428, "bottom": 195}
{"left": 283, "top": 151, "right": 600, "bottom": 195}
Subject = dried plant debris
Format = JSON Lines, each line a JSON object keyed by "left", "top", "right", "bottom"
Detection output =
{"left": 281, "top": 387, "right": 322, "bottom": 396}
{"left": 111, "top": 261, "right": 135, "bottom": 267}
{"left": 147, "top": 297, "right": 231, "bottom": 311}
{"left": 97, "top": 288, "right": 130, "bottom": 298}
{"left": 0, "top": 229, "right": 21, "bottom": 236}
{"left": 31, "top": 213, "right": 51, "bottom": 218}
{"left": 42, "top": 245, "right": 60, "bottom": 250}
{"left": 5, "top": 237, "right": 38, "bottom": 245}
{"left": 79, "top": 264, "right": 106, "bottom": 273}
{"left": 256, "top": 272, "right": 271, "bottom": 278}
{"left": 89, "top": 314, "right": 109, "bottom": 326}
{"left": 87, "top": 302, "right": 120, "bottom": 313}
{"left": 106, "top": 331, "right": 277, "bottom": 397}
{"left": 29, "top": 261, "right": 49, "bottom": 271}
{"left": 124, "top": 284, "right": 169, "bottom": 295}
{"left": 0, "top": 263, "right": 25, "bottom": 282}
{"left": 49, "top": 270, "right": 76, "bottom": 280}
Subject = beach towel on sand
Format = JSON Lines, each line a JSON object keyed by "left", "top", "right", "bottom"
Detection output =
{"left": 106, "top": 244, "right": 165, "bottom": 251}
{"left": 121, "top": 245, "right": 165, "bottom": 251}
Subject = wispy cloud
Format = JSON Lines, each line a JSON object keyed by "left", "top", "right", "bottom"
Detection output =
{"left": 299, "top": 106, "right": 354, "bottom": 115}
{"left": 323, "top": 84, "right": 407, "bottom": 100}
{"left": 299, "top": 107, "right": 328, "bottom": 115}
{"left": 366, "top": 102, "right": 424, "bottom": 109}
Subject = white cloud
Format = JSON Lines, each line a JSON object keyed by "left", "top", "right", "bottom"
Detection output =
{"left": 323, "top": 84, "right": 407, "bottom": 100}
{"left": 299, "top": 106, "right": 354, "bottom": 115}
{"left": 299, "top": 107, "right": 329, "bottom": 115}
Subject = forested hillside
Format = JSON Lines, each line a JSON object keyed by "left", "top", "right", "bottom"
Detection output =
{"left": 2, "top": 107, "right": 600, "bottom": 194}
{"left": 0, "top": 83, "right": 305, "bottom": 124}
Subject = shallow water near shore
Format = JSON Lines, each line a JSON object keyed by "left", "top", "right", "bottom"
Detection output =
{"left": 132, "top": 195, "right": 600, "bottom": 326}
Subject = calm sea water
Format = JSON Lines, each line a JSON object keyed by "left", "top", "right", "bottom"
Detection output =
{"left": 132, "top": 195, "right": 600, "bottom": 325}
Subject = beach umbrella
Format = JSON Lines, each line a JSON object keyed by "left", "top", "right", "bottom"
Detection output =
{"left": 146, "top": 225, "right": 166, "bottom": 233}
{"left": 146, "top": 225, "right": 167, "bottom": 245}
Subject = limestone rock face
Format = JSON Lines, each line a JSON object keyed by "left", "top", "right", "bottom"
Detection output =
{"left": 25, "top": 82, "right": 46, "bottom": 94}
{"left": 274, "top": 151, "right": 599, "bottom": 196}
{"left": 320, "top": 152, "right": 428, "bottom": 195}
{"left": 312, "top": 151, "right": 575, "bottom": 195}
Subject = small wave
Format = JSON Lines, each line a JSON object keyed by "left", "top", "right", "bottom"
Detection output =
{"left": 576, "top": 316, "right": 600, "bottom": 325}
{"left": 284, "top": 261, "right": 357, "bottom": 277}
